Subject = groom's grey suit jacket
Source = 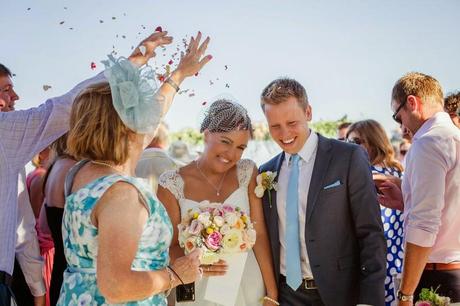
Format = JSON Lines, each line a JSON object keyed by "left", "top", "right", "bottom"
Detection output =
{"left": 260, "top": 133, "right": 386, "bottom": 306}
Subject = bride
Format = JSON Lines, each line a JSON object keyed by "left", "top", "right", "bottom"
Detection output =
{"left": 157, "top": 99, "right": 278, "bottom": 306}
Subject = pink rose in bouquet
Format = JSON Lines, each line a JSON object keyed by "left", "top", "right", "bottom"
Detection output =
{"left": 205, "top": 231, "right": 222, "bottom": 251}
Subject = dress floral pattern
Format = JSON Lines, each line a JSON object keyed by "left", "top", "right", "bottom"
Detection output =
{"left": 57, "top": 174, "right": 173, "bottom": 306}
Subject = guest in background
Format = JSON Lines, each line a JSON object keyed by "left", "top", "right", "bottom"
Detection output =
{"left": 336, "top": 121, "right": 352, "bottom": 141}
{"left": 27, "top": 148, "right": 51, "bottom": 219}
{"left": 37, "top": 134, "right": 74, "bottom": 306}
{"left": 168, "top": 140, "right": 195, "bottom": 166}
{"left": 444, "top": 91, "right": 460, "bottom": 129}
{"left": 136, "top": 121, "right": 177, "bottom": 193}
{"left": 347, "top": 119, "right": 404, "bottom": 306}
{"left": 398, "top": 139, "right": 411, "bottom": 166}
{"left": 380, "top": 72, "right": 460, "bottom": 303}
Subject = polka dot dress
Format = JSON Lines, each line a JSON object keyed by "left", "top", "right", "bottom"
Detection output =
{"left": 372, "top": 165, "right": 404, "bottom": 306}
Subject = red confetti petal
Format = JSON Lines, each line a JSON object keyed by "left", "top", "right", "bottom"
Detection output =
{"left": 158, "top": 75, "right": 165, "bottom": 82}
{"left": 155, "top": 26, "right": 163, "bottom": 32}
{"left": 90, "top": 62, "right": 96, "bottom": 70}
{"left": 168, "top": 60, "right": 173, "bottom": 65}
{"left": 194, "top": 72, "right": 199, "bottom": 77}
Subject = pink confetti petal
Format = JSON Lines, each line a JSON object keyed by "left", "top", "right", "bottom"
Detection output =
{"left": 168, "top": 60, "right": 173, "bottom": 65}
{"left": 90, "top": 62, "right": 96, "bottom": 70}
{"left": 155, "top": 26, "right": 163, "bottom": 32}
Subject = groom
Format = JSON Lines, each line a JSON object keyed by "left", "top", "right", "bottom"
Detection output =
{"left": 259, "top": 78, "right": 386, "bottom": 306}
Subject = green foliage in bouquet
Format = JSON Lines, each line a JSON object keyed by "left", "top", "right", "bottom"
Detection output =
{"left": 417, "top": 286, "right": 451, "bottom": 306}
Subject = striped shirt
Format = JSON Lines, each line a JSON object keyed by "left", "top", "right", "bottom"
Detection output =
{"left": 0, "top": 73, "right": 105, "bottom": 275}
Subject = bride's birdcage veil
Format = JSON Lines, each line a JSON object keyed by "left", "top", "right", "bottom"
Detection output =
{"left": 199, "top": 95, "right": 253, "bottom": 137}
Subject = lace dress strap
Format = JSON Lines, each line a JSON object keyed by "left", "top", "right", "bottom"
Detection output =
{"left": 236, "top": 159, "right": 256, "bottom": 188}
{"left": 158, "top": 170, "right": 185, "bottom": 200}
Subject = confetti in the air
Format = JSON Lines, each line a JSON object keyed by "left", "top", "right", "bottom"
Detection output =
{"left": 27, "top": 7, "right": 31, "bottom": 11}
{"left": 155, "top": 26, "right": 163, "bottom": 32}
{"left": 112, "top": 17, "right": 116, "bottom": 20}
{"left": 99, "top": 20, "right": 104, "bottom": 23}
{"left": 69, "top": 27, "right": 74, "bottom": 30}
{"left": 225, "top": 65, "right": 228, "bottom": 70}
{"left": 90, "top": 62, "right": 96, "bottom": 70}
{"left": 202, "top": 101, "right": 207, "bottom": 106}
{"left": 122, "top": 35, "right": 126, "bottom": 39}
{"left": 194, "top": 72, "right": 199, "bottom": 77}
{"left": 225, "top": 83, "right": 230, "bottom": 88}
{"left": 43, "top": 85, "right": 52, "bottom": 91}
{"left": 168, "top": 60, "right": 173, "bottom": 65}
{"left": 188, "top": 93, "right": 195, "bottom": 97}
{"left": 209, "top": 80, "right": 214, "bottom": 86}
{"left": 59, "top": 21, "right": 65, "bottom": 25}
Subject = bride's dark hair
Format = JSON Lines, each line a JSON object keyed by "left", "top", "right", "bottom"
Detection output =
{"left": 200, "top": 99, "right": 253, "bottom": 137}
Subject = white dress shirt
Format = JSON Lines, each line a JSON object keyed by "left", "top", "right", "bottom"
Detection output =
{"left": 0, "top": 73, "right": 105, "bottom": 275}
{"left": 135, "top": 148, "right": 177, "bottom": 193}
{"left": 16, "top": 168, "right": 46, "bottom": 296}
{"left": 402, "top": 112, "right": 460, "bottom": 263}
{"left": 277, "top": 131, "right": 318, "bottom": 279}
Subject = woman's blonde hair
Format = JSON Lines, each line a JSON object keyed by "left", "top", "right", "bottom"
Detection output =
{"left": 67, "top": 83, "right": 134, "bottom": 164}
{"left": 347, "top": 119, "right": 403, "bottom": 172}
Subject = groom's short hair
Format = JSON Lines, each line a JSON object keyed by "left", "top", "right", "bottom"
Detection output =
{"left": 260, "top": 77, "right": 308, "bottom": 111}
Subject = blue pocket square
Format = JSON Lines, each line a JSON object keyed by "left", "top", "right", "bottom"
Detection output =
{"left": 323, "top": 180, "right": 342, "bottom": 190}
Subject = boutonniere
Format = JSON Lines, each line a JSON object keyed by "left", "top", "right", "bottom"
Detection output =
{"left": 254, "top": 171, "right": 278, "bottom": 208}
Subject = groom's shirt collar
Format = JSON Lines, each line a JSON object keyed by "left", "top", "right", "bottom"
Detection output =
{"left": 285, "top": 130, "right": 318, "bottom": 165}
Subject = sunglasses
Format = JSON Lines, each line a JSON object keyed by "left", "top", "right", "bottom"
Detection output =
{"left": 338, "top": 137, "right": 346, "bottom": 141}
{"left": 346, "top": 137, "right": 364, "bottom": 145}
{"left": 392, "top": 99, "right": 408, "bottom": 124}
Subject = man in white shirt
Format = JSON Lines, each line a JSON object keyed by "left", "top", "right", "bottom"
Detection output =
{"left": 0, "top": 62, "right": 105, "bottom": 305}
{"left": 1, "top": 84, "right": 46, "bottom": 306}
{"left": 381, "top": 72, "right": 460, "bottom": 304}
{"left": 136, "top": 121, "right": 177, "bottom": 193}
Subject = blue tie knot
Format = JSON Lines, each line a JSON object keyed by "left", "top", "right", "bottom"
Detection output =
{"left": 290, "top": 154, "right": 300, "bottom": 166}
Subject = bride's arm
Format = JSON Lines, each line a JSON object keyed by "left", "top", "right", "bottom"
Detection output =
{"left": 248, "top": 165, "right": 279, "bottom": 303}
{"left": 157, "top": 185, "right": 184, "bottom": 262}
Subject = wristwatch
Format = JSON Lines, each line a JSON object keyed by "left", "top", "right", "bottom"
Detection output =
{"left": 397, "top": 290, "right": 414, "bottom": 302}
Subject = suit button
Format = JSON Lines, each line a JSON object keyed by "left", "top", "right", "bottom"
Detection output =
{"left": 361, "top": 266, "right": 366, "bottom": 271}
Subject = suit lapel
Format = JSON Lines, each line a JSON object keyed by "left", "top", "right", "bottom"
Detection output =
{"left": 266, "top": 152, "right": 284, "bottom": 281}
{"left": 306, "top": 134, "right": 333, "bottom": 224}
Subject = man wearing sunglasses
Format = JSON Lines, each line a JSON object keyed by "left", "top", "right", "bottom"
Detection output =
{"left": 379, "top": 72, "right": 460, "bottom": 304}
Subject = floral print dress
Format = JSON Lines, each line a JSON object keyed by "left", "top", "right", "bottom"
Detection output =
{"left": 57, "top": 173, "right": 173, "bottom": 306}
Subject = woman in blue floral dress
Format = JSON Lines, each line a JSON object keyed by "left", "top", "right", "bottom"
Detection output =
{"left": 56, "top": 31, "right": 212, "bottom": 305}
{"left": 347, "top": 120, "right": 404, "bottom": 306}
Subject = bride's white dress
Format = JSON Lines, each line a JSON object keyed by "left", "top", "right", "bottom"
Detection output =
{"left": 159, "top": 159, "right": 265, "bottom": 306}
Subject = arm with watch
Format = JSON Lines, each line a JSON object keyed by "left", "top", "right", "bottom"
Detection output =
{"left": 397, "top": 243, "right": 432, "bottom": 305}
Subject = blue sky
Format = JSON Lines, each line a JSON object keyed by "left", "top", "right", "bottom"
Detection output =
{"left": 2, "top": 0, "right": 460, "bottom": 132}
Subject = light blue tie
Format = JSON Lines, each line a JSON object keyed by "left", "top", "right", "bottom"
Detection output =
{"left": 286, "top": 154, "right": 302, "bottom": 290}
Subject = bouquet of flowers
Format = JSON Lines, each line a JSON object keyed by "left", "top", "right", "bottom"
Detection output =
{"left": 415, "top": 287, "right": 451, "bottom": 306}
{"left": 178, "top": 201, "right": 257, "bottom": 265}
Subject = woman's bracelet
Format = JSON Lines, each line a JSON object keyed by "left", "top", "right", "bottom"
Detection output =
{"left": 263, "top": 296, "right": 280, "bottom": 305}
{"left": 165, "top": 78, "right": 180, "bottom": 92}
{"left": 167, "top": 265, "right": 184, "bottom": 285}
{"left": 164, "top": 267, "right": 175, "bottom": 296}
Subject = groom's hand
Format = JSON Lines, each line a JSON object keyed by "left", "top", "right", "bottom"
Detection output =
{"left": 200, "top": 259, "right": 228, "bottom": 277}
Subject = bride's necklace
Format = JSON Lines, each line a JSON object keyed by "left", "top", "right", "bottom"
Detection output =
{"left": 91, "top": 160, "right": 123, "bottom": 173}
{"left": 195, "top": 160, "right": 228, "bottom": 196}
